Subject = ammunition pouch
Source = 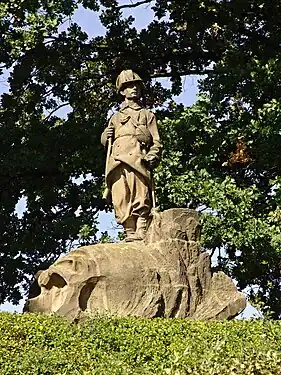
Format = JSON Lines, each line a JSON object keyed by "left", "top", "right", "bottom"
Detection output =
{"left": 135, "top": 125, "right": 152, "bottom": 145}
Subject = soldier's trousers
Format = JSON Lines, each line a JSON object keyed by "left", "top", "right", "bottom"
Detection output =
{"left": 109, "top": 164, "right": 151, "bottom": 224}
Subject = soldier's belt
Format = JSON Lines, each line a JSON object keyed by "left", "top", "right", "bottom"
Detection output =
{"left": 114, "top": 134, "right": 135, "bottom": 139}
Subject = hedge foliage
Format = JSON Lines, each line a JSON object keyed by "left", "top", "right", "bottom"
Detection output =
{"left": 0, "top": 313, "right": 280, "bottom": 375}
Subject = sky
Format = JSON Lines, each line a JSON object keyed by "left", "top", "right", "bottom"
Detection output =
{"left": 0, "top": 1, "right": 258, "bottom": 318}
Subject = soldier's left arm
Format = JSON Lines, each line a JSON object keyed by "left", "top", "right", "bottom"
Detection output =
{"left": 145, "top": 112, "right": 163, "bottom": 166}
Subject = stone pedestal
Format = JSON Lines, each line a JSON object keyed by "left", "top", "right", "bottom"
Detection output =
{"left": 25, "top": 209, "right": 246, "bottom": 320}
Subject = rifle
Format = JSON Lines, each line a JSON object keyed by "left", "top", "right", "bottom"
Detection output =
{"left": 102, "top": 135, "right": 112, "bottom": 201}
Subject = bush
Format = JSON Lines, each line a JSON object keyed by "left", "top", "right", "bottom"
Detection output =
{"left": 0, "top": 312, "right": 280, "bottom": 374}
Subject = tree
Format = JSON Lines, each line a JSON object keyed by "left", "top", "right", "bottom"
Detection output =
{"left": 0, "top": 0, "right": 105, "bottom": 303}
{"left": 156, "top": 95, "right": 281, "bottom": 318}
{"left": 1, "top": 0, "right": 281, "bottom": 317}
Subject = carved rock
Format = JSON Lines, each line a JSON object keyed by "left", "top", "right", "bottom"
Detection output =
{"left": 25, "top": 209, "right": 246, "bottom": 320}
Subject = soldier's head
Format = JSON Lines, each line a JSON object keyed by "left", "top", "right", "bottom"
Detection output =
{"left": 116, "top": 70, "right": 144, "bottom": 100}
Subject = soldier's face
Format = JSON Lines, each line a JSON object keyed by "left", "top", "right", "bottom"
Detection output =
{"left": 121, "top": 82, "right": 142, "bottom": 100}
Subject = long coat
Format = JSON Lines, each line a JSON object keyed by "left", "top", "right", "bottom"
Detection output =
{"left": 101, "top": 102, "right": 162, "bottom": 189}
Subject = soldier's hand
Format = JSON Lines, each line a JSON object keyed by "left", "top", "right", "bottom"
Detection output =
{"left": 143, "top": 155, "right": 159, "bottom": 169}
{"left": 105, "top": 126, "right": 114, "bottom": 139}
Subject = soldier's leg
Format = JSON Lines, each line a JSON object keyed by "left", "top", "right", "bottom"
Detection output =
{"left": 124, "top": 166, "right": 152, "bottom": 240}
{"left": 135, "top": 215, "right": 148, "bottom": 240}
{"left": 110, "top": 165, "right": 137, "bottom": 239}
{"left": 110, "top": 165, "right": 131, "bottom": 223}
{"left": 110, "top": 165, "right": 151, "bottom": 241}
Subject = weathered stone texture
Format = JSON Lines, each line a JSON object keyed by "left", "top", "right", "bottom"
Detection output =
{"left": 25, "top": 209, "right": 246, "bottom": 321}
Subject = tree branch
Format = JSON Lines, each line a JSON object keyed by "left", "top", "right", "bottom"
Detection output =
{"left": 150, "top": 69, "right": 215, "bottom": 78}
{"left": 117, "top": 0, "right": 152, "bottom": 10}
{"left": 43, "top": 102, "right": 70, "bottom": 121}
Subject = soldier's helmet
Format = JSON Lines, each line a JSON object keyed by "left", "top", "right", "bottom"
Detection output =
{"left": 116, "top": 70, "right": 144, "bottom": 92}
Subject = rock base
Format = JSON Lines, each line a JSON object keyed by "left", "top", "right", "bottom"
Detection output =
{"left": 25, "top": 209, "right": 246, "bottom": 321}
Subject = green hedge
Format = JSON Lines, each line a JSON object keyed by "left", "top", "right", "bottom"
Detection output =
{"left": 0, "top": 313, "right": 280, "bottom": 374}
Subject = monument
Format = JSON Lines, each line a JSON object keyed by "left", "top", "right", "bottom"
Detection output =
{"left": 101, "top": 70, "right": 162, "bottom": 241}
{"left": 25, "top": 71, "right": 246, "bottom": 320}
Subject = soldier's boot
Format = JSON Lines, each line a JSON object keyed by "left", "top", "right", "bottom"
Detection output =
{"left": 124, "top": 217, "right": 137, "bottom": 242}
{"left": 134, "top": 216, "right": 148, "bottom": 241}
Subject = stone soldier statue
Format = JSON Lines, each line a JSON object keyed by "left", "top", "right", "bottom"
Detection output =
{"left": 101, "top": 70, "right": 162, "bottom": 241}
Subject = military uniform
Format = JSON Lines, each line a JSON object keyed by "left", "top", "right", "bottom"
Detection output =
{"left": 101, "top": 101, "right": 162, "bottom": 224}
{"left": 101, "top": 70, "right": 162, "bottom": 240}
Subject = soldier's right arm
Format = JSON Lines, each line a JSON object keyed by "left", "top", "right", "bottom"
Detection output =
{"left": 101, "top": 119, "right": 115, "bottom": 147}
